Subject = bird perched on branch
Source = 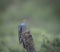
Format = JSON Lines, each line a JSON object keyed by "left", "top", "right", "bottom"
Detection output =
{"left": 18, "top": 17, "right": 36, "bottom": 52}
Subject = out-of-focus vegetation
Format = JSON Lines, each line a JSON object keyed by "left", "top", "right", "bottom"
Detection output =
{"left": 0, "top": 0, "right": 60, "bottom": 52}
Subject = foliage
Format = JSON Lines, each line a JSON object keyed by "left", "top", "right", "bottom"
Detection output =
{"left": 0, "top": 0, "right": 60, "bottom": 52}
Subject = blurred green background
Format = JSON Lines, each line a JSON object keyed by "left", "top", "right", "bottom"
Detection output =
{"left": 0, "top": 0, "right": 60, "bottom": 52}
